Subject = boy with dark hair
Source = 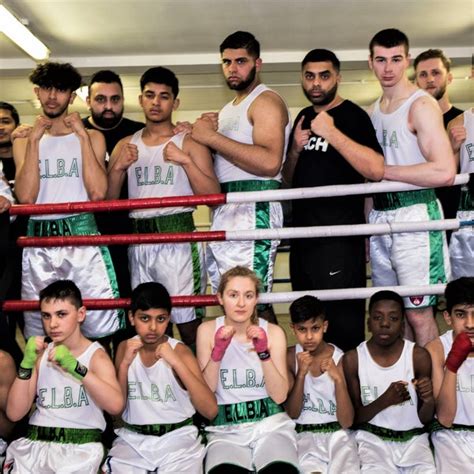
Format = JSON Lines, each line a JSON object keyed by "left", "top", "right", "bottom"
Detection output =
{"left": 343, "top": 290, "right": 436, "bottom": 472}
{"left": 426, "top": 277, "right": 474, "bottom": 472}
{"left": 107, "top": 66, "right": 219, "bottom": 347}
{"left": 0, "top": 349, "right": 16, "bottom": 465}
{"left": 286, "top": 295, "right": 358, "bottom": 473}
{"left": 14, "top": 61, "right": 123, "bottom": 341}
{"left": 3, "top": 280, "right": 123, "bottom": 473}
{"left": 103, "top": 282, "right": 217, "bottom": 473}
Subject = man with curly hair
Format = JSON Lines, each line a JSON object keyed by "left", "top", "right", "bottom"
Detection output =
{"left": 13, "top": 62, "right": 123, "bottom": 341}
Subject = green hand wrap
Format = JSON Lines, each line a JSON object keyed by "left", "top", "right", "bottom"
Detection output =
{"left": 18, "top": 337, "right": 41, "bottom": 379}
{"left": 21, "top": 337, "right": 40, "bottom": 370}
{"left": 54, "top": 345, "right": 88, "bottom": 381}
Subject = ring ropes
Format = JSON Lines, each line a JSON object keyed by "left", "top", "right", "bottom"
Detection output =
{"left": 3, "top": 174, "right": 471, "bottom": 312}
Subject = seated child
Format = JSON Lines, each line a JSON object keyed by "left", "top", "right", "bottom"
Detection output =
{"left": 426, "top": 277, "right": 474, "bottom": 473}
{"left": 196, "top": 266, "right": 299, "bottom": 474}
{"left": 4, "top": 280, "right": 123, "bottom": 473}
{"left": 286, "top": 295, "right": 359, "bottom": 473}
{"left": 343, "top": 290, "right": 436, "bottom": 473}
{"left": 103, "top": 282, "right": 217, "bottom": 474}
{"left": 0, "top": 350, "right": 16, "bottom": 465}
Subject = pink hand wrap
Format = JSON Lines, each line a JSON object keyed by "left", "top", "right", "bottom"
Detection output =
{"left": 251, "top": 328, "right": 269, "bottom": 354}
{"left": 445, "top": 332, "right": 472, "bottom": 373}
{"left": 211, "top": 326, "right": 233, "bottom": 362}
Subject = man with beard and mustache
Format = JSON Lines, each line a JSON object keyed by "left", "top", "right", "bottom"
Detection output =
{"left": 185, "top": 31, "right": 291, "bottom": 323}
{"left": 13, "top": 62, "right": 123, "bottom": 342}
{"left": 283, "top": 49, "right": 384, "bottom": 351}
{"left": 414, "top": 50, "right": 464, "bottom": 243}
{"left": 82, "top": 70, "right": 144, "bottom": 157}
{"left": 83, "top": 71, "right": 144, "bottom": 306}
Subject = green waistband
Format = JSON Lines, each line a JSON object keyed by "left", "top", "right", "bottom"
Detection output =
{"left": 459, "top": 187, "right": 473, "bottom": 211}
{"left": 296, "top": 421, "right": 342, "bottom": 433}
{"left": 373, "top": 189, "right": 436, "bottom": 211}
{"left": 28, "top": 213, "right": 98, "bottom": 237}
{"left": 221, "top": 180, "right": 280, "bottom": 193}
{"left": 429, "top": 420, "right": 474, "bottom": 433}
{"left": 357, "top": 423, "right": 424, "bottom": 442}
{"left": 27, "top": 425, "right": 102, "bottom": 444}
{"left": 132, "top": 212, "right": 195, "bottom": 233}
{"left": 123, "top": 418, "right": 193, "bottom": 436}
{"left": 212, "top": 397, "right": 283, "bottom": 426}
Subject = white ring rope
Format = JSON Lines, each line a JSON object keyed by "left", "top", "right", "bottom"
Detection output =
{"left": 227, "top": 219, "right": 462, "bottom": 241}
{"left": 227, "top": 174, "right": 470, "bottom": 204}
{"left": 257, "top": 284, "right": 447, "bottom": 304}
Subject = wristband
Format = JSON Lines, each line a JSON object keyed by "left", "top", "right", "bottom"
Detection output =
{"left": 257, "top": 350, "right": 271, "bottom": 361}
{"left": 54, "top": 345, "right": 88, "bottom": 381}
{"left": 17, "top": 366, "right": 32, "bottom": 380}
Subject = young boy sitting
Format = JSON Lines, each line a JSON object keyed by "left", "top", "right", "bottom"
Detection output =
{"left": 426, "top": 277, "right": 473, "bottom": 473}
{"left": 103, "top": 282, "right": 217, "bottom": 473}
{"left": 4, "top": 280, "right": 123, "bottom": 473}
{"left": 343, "top": 290, "right": 436, "bottom": 473}
{"left": 0, "top": 349, "right": 16, "bottom": 466}
{"left": 286, "top": 296, "right": 359, "bottom": 473}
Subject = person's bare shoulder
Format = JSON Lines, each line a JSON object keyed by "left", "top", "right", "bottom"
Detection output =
{"left": 447, "top": 113, "right": 464, "bottom": 130}
{"left": 0, "top": 350, "right": 15, "bottom": 371}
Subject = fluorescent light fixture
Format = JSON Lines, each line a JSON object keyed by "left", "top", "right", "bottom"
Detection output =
{"left": 0, "top": 5, "right": 50, "bottom": 60}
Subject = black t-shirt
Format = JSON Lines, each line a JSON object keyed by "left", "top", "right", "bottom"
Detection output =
{"left": 290, "top": 100, "right": 383, "bottom": 227}
{"left": 82, "top": 117, "right": 144, "bottom": 156}
{"left": 443, "top": 106, "right": 463, "bottom": 128}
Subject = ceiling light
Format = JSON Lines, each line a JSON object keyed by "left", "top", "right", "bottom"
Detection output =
{"left": 0, "top": 5, "right": 50, "bottom": 60}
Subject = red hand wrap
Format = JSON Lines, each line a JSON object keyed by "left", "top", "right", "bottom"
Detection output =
{"left": 445, "top": 332, "right": 472, "bottom": 373}
{"left": 210, "top": 326, "right": 233, "bottom": 362}
{"left": 252, "top": 328, "right": 268, "bottom": 354}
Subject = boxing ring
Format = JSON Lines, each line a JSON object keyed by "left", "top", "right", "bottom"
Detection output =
{"left": 3, "top": 173, "right": 471, "bottom": 313}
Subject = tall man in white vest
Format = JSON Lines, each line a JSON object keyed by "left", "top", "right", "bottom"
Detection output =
{"left": 187, "top": 31, "right": 291, "bottom": 322}
{"left": 367, "top": 29, "right": 456, "bottom": 347}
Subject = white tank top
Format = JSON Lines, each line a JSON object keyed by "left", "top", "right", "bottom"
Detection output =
{"left": 357, "top": 340, "right": 422, "bottom": 430}
{"left": 459, "top": 109, "right": 474, "bottom": 174}
{"left": 34, "top": 133, "right": 88, "bottom": 220}
{"left": 214, "top": 84, "right": 291, "bottom": 183}
{"left": 371, "top": 89, "right": 429, "bottom": 167}
{"left": 122, "top": 337, "right": 195, "bottom": 424}
{"left": 214, "top": 317, "right": 269, "bottom": 405}
{"left": 294, "top": 344, "right": 343, "bottom": 425}
{"left": 439, "top": 330, "right": 474, "bottom": 426}
{"left": 128, "top": 130, "right": 194, "bottom": 218}
{"left": 30, "top": 342, "right": 106, "bottom": 430}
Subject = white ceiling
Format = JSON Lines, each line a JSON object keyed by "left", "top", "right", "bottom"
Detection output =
{"left": 1, "top": 0, "right": 472, "bottom": 121}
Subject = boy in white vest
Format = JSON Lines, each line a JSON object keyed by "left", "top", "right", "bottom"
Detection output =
{"left": 3, "top": 280, "right": 123, "bottom": 473}
{"left": 426, "top": 277, "right": 474, "bottom": 473}
{"left": 107, "top": 67, "right": 219, "bottom": 348}
{"left": 103, "top": 282, "right": 217, "bottom": 473}
{"left": 13, "top": 62, "right": 123, "bottom": 341}
{"left": 343, "top": 290, "right": 436, "bottom": 472}
{"left": 286, "top": 295, "right": 359, "bottom": 473}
